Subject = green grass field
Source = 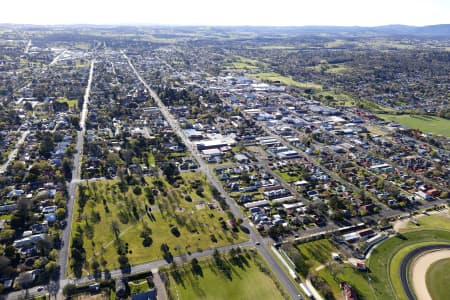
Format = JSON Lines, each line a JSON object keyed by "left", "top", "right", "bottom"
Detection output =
{"left": 426, "top": 258, "right": 450, "bottom": 300}
{"left": 68, "top": 173, "right": 247, "bottom": 276}
{"left": 248, "top": 72, "right": 323, "bottom": 90}
{"left": 307, "top": 63, "right": 350, "bottom": 75}
{"left": 226, "top": 56, "right": 265, "bottom": 70}
{"left": 273, "top": 169, "right": 304, "bottom": 183}
{"left": 400, "top": 214, "right": 450, "bottom": 232}
{"left": 318, "top": 91, "right": 356, "bottom": 106}
{"left": 259, "top": 45, "right": 295, "bottom": 50}
{"left": 56, "top": 97, "right": 78, "bottom": 110}
{"left": 128, "top": 279, "right": 152, "bottom": 294}
{"left": 168, "top": 252, "right": 285, "bottom": 300}
{"left": 325, "top": 64, "right": 349, "bottom": 74}
{"left": 318, "top": 264, "right": 376, "bottom": 299}
{"left": 376, "top": 114, "right": 450, "bottom": 137}
{"left": 227, "top": 61, "right": 258, "bottom": 70}
{"left": 296, "top": 239, "right": 337, "bottom": 269}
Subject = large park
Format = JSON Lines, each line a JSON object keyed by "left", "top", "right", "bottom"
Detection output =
{"left": 68, "top": 172, "right": 248, "bottom": 277}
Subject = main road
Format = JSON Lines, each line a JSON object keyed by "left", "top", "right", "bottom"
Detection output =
{"left": 123, "top": 52, "right": 302, "bottom": 299}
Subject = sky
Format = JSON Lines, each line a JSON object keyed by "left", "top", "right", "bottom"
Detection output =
{"left": 1, "top": 0, "right": 449, "bottom": 26}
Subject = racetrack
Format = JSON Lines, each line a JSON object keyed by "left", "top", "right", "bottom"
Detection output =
{"left": 399, "top": 244, "right": 450, "bottom": 300}
{"left": 411, "top": 249, "right": 450, "bottom": 300}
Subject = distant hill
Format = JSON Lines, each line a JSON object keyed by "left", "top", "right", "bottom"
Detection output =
{"left": 212, "top": 24, "right": 450, "bottom": 37}
{"left": 413, "top": 24, "right": 450, "bottom": 36}
{"left": 1, "top": 23, "right": 449, "bottom": 37}
{"left": 276, "top": 24, "right": 450, "bottom": 36}
{"left": 369, "top": 24, "right": 450, "bottom": 36}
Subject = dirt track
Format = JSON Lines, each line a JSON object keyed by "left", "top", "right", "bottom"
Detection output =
{"left": 411, "top": 249, "right": 450, "bottom": 300}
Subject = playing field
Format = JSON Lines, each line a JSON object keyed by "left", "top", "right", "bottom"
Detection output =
{"left": 248, "top": 72, "right": 323, "bottom": 90}
{"left": 399, "top": 214, "right": 450, "bottom": 232}
{"left": 376, "top": 114, "right": 450, "bottom": 137}
{"left": 425, "top": 258, "right": 450, "bottom": 300}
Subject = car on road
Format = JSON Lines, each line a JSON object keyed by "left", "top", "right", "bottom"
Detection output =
{"left": 37, "top": 286, "right": 44, "bottom": 292}
{"left": 255, "top": 242, "right": 260, "bottom": 245}
{"left": 60, "top": 220, "right": 67, "bottom": 228}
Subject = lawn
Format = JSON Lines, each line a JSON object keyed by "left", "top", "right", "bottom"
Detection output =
{"left": 367, "top": 230, "right": 450, "bottom": 300}
{"left": 307, "top": 63, "right": 350, "bottom": 75}
{"left": 273, "top": 169, "right": 303, "bottom": 183}
{"left": 226, "top": 55, "right": 267, "bottom": 70}
{"left": 296, "top": 239, "right": 338, "bottom": 269}
{"left": 426, "top": 258, "right": 450, "bottom": 300}
{"left": 325, "top": 39, "right": 355, "bottom": 48}
{"left": 318, "top": 91, "right": 356, "bottom": 106}
{"left": 248, "top": 72, "right": 323, "bottom": 90}
{"left": 68, "top": 173, "right": 247, "bottom": 276}
{"left": 167, "top": 251, "right": 285, "bottom": 300}
{"left": 318, "top": 264, "right": 376, "bottom": 300}
{"left": 376, "top": 114, "right": 450, "bottom": 137}
{"left": 236, "top": 56, "right": 260, "bottom": 65}
{"left": 56, "top": 97, "right": 78, "bottom": 110}
{"left": 128, "top": 279, "right": 151, "bottom": 294}
{"left": 400, "top": 214, "right": 450, "bottom": 232}
{"left": 259, "top": 45, "right": 295, "bottom": 49}
{"left": 227, "top": 61, "right": 258, "bottom": 70}
{"left": 325, "top": 64, "right": 349, "bottom": 74}
{"left": 147, "top": 152, "right": 155, "bottom": 167}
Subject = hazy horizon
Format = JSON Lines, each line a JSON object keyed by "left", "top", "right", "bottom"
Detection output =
{"left": 1, "top": 0, "right": 449, "bottom": 27}
{"left": 1, "top": 22, "right": 449, "bottom": 28}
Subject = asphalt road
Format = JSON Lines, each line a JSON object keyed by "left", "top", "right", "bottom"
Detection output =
{"left": 0, "top": 130, "right": 29, "bottom": 174}
{"left": 399, "top": 244, "right": 450, "bottom": 300}
{"left": 71, "top": 240, "right": 253, "bottom": 286}
{"left": 57, "top": 60, "right": 95, "bottom": 298}
{"left": 49, "top": 50, "right": 67, "bottom": 66}
{"left": 124, "top": 52, "right": 303, "bottom": 299}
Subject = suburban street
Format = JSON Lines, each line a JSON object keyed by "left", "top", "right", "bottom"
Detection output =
{"left": 49, "top": 50, "right": 67, "bottom": 66}
{"left": 124, "top": 52, "right": 303, "bottom": 299}
{"left": 70, "top": 240, "right": 254, "bottom": 286}
{"left": 56, "top": 60, "right": 95, "bottom": 299}
{"left": 0, "top": 130, "right": 29, "bottom": 174}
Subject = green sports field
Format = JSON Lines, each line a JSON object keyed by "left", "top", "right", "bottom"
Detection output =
{"left": 376, "top": 114, "right": 450, "bottom": 137}
{"left": 248, "top": 72, "right": 323, "bottom": 90}
{"left": 426, "top": 258, "right": 450, "bottom": 300}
